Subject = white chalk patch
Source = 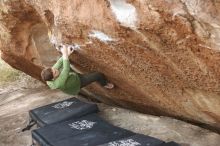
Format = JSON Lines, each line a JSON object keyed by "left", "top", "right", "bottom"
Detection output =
{"left": 172, "top": 8, "right": 187, "bottom": 20}
{"left": 52, "top": 101, "right": 74, "bottom": 109}
{"left": 210, "top": 23, "right": 220, "bottom": 29}
{"left": 108, "top": 139, "right": 141, "bottom": 146}
{"left": 89, "top": 30, "right": 114, "bottom": 43}
{"left": 108, "top": 0, "right": 138, "bottom": 28}
{"left": 49, "top": 34, "right": 58, "bottom": 45}
{"left": 68, "top": 44, "right": 81, "bottom": 51}
{"left": 73, "top": 44, "right": 81, "bottom": 49}
{"left": 69, "top": 120, "right": 96, "bottom": 130}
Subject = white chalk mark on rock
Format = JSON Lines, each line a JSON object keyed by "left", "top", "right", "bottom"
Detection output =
{"left": 89, "top": 30, "right": 114, "bottom": 43}
{"left": 108, "top": 0, "right": 138, "bottom": 28}
{"left": 68, "top": 44, "right": 81, "bottom": 51}
{"left": 49, "top": 33, "right": 58, "bottom": 45}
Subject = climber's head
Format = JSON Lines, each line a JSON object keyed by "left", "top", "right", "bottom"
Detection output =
{"left": 41, "top": 68, "right": 60, "bottom": 81}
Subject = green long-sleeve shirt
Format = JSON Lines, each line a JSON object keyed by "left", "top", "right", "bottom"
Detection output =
{"left": 46, "top": 57, "right": 81, "bottom": 95}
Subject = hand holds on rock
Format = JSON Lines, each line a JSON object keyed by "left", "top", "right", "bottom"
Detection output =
{"left": 55, "top": 44, "right": 80, "bottom": 55}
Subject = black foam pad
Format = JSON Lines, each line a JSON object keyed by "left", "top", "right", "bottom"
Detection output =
{"left": 98, "top": 134, "right": 164, "bottom": 146}
{"left": 29, "top": 97, "right": 98, "bottom": 127}
{"left": 157, "top": 141, "right": 180, "bottom": 146}
{"left": 32, "top": 114, "right": 134, "bottom": 146}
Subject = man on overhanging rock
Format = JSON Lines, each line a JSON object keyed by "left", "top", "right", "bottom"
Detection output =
{"left": 41, "top": 45, "right": 114, "bottom": 95}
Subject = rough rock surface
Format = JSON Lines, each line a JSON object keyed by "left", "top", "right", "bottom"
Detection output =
{"left": 0, "top": 0, "right": 220, "bottom": 131}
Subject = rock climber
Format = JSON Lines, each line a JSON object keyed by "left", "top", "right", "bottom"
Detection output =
{"left": 41, "top": 44, "right": 114, "bottom": 95}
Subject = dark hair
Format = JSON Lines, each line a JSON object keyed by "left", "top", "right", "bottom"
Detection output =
{"left": 41, "top": 68, "right": 53, "bottom": 81}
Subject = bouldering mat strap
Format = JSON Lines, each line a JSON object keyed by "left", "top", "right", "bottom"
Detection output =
{"left": 21, "top": 119, "right": 36, "bottom": 132}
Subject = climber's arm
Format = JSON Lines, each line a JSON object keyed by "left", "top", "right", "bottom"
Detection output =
{"left": 53, "top": 59, "right": 70, "bottom": 88}
{"left": 52, "top": 45, "right": 75, "bottom": 70}
{"left": 53, "top": 46, "right": 70, "bottom": 88}
{"left": 52, "top": 57, "right": 63, "bottom": 69}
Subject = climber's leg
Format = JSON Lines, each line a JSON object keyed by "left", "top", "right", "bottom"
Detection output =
{"left": 79, "top": 72, "right": 114, "bottom": 89}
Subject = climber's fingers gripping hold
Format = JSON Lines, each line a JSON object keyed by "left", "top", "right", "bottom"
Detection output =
{"left": 55, "top": 44, "right": 74, "bottom": 56}
{"left": 61, "top": 45, "right": 68, "bottom": 55}
{"left": 56, "top": 44, "right": 65, "bottom": 52}
{"left": 67, "top": 45, "right": 75, "bottom": 56}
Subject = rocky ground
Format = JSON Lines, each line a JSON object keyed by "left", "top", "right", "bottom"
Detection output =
{"left": 0, "top": 68, "right": 220, "bottom": 146}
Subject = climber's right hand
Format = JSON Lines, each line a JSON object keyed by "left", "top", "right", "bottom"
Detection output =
{"left": 60, "top": 45, "right": 68, "bottom": 59}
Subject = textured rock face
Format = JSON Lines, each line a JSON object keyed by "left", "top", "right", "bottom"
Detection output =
{"left": 0, "top": 0, "right": 220, "bottom": 131}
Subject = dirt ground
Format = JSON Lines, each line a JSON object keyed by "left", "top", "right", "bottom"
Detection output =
{"left": 0, "top": 76, "right": 220, "bottom": 146}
